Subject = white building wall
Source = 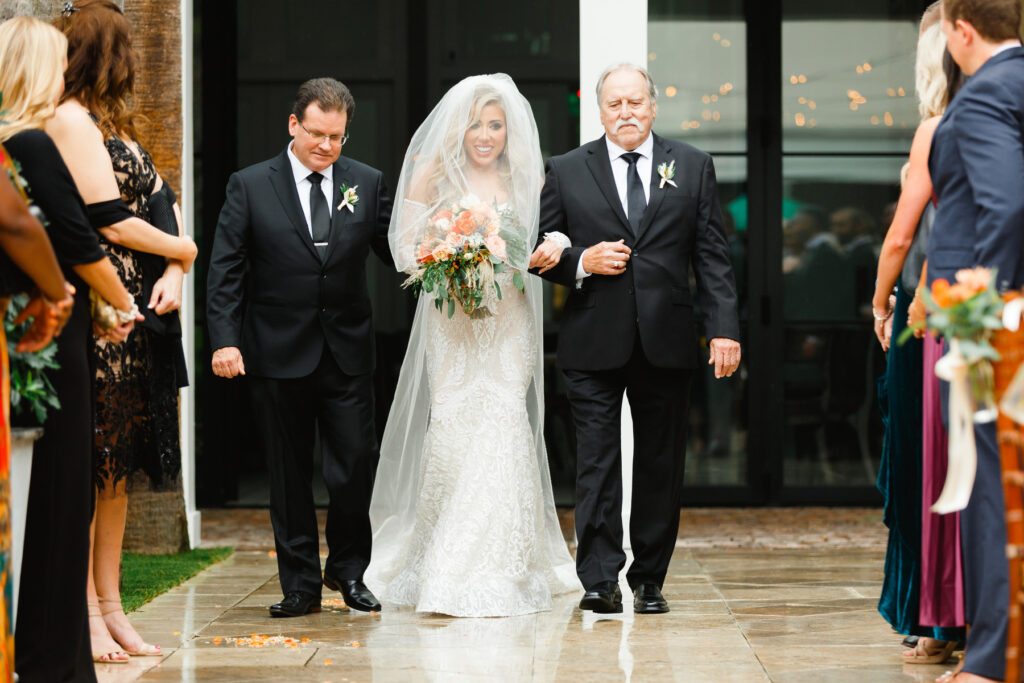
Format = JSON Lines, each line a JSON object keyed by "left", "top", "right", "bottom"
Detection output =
{"left": 579, "top": 0, "right": 648, "bottom": 551}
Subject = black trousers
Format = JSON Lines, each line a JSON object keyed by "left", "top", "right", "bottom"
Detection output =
{"left": 16, "top": 287, "right": 95, "bottom": 682}
{"left": 249, "top": 348, "right": 378, "bottom": 597}
{"left": 562, "top": 338, "right": 692, "bottom": 591}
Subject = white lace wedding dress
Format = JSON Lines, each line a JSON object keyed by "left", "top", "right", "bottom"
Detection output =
{"left": 373, "top": 271, "right": 578, "bottom": 616}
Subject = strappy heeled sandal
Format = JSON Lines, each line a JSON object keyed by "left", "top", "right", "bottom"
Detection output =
{"left": 99, "top": 597, "right": 162, "bottom": 656}
{"left": 89, "top": 603, "right": 129, "bottom": 664}
{"left": 903, "top": 639, "right": 956, "bottom": 665}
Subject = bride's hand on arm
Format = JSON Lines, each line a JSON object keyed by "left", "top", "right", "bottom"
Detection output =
{"left": 529, "top": 233, "right": 569, "bottom": 274}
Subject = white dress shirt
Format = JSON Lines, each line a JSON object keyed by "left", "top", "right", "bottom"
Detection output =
{"left": 576, "top": 133, "right": 655, "bottom": 281}
{"left": 287, "top": 143, "right": 334, "bottom": 238}
{"left": 993, "top": 40, "right": 1023, "bottom": 57}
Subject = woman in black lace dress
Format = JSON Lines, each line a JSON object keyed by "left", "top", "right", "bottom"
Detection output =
{"left": 48, "top": 0, "right": 197, "bottom": 661}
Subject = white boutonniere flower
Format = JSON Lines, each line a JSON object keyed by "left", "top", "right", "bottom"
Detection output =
{"left": 338, "top": 184, "right": 359, "bottom": 212}
{"left": 657, "top": 160, "right": 677, "bottom": 189}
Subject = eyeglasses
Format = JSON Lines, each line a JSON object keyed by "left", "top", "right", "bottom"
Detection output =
{"left": 300, "top": 122, "right": 349, "bottom": 146}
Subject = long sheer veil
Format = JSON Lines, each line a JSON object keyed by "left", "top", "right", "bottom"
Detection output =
{"left": 367, "top": 73, "right": 577, "bottom": 594}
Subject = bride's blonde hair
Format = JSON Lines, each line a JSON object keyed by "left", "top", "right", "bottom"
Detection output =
{"left": 0, "top": 17, "right": 68, "bottom": 143}
{"left": 418, "top": 85, "right": 513, "bottom": 205}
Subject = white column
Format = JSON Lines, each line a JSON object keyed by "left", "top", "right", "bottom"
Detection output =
{"left": 180, "top": 0, "right": 200, "bottom": 548}
{"left": 579, "top": 0, "right": 647, "bottom": 551}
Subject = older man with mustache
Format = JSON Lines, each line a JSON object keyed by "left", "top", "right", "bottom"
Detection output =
{"left": 532, "top": 63, "right": 740, "bottom": 614}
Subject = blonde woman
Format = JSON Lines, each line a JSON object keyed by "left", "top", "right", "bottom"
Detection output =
{"left": 871, "top": 2, "right": 965, "bottom": 666}
{"left": 0, "top": 15, "right": 144, "bottom": 676}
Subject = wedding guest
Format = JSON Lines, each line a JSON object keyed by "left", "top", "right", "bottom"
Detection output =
{"left": 48, "top": 0, "right": 196, "bottom": 661}
{"left": 925, "top": 0, "right": 1024, "bottom": 679}
{"left": 0, "top": 16, "right": 142, "bottom": 678}
{"left": 0, "top": 139, "right": 73, "bottom": 683}
{"left": 872, "top": 6, "right": 966, "bottom": 664}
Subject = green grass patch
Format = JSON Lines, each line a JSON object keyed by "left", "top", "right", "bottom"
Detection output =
{"left": 120, "top": 546, "right": 234, "bottom": 612}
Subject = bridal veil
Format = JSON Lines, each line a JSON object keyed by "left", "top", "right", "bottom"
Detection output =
{"left": 367, "top": 73, "right": 578, "bottom": 598}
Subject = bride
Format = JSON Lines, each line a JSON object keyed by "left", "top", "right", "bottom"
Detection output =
{"left": 366, "top": 74, "right": 580, "bottom": 617}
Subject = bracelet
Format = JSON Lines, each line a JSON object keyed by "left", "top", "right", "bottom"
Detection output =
{"left": 872, "top": 306, "right": 893, "bottom": 322}
{"left": 114, "top": 301, "right": 140, "bottom": 324}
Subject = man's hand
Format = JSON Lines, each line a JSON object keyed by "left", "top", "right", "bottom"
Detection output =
{"left": 149, "top": 263, "right": 184, "bottom": 315}
{"left": 581, "top": 240, "right": 631, "bottom": 275}
{"left": 212, "top": 346, "right": 245, "bottom": 378}
{"left": 529, "top": 240, "right": 563, "bottom": 274}
{"left": 709, "top": 337, "right": 741, "bottom": 379}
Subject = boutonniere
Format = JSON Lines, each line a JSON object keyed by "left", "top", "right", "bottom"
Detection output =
{"left": 338, "top": 184, "right": 359, "bottom": 213}
{"left": 657, "top": 160, "right": 677, "bottom": 189}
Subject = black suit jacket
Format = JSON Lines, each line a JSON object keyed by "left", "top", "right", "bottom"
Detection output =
{"left": 927, "top": 47, "right": 1024, "bottom": 290}
{"left": 207, "top": 149, "right": 394, "bottom": 378}
{"left": 536, "top": 134, "right": 739, "bottom": 371}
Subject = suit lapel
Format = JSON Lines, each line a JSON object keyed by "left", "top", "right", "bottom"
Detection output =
{"left": 585, "top": 137, "right": 633, "bottom": 235}
{"left": 268, "top": 150, "right": 319, "bottom": 261}
{"left": 324, "top": 157, "right": 351, "bottom": 263}
{"left": 636, "top": 135, "right": 670, "bottom": 241}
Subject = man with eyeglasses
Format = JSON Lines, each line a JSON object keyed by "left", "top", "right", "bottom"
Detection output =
{"left": 207, "top": 77, "right": 393, "bottom": 618}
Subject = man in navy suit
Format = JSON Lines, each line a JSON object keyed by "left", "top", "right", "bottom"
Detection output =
{"left": 925, "top": 1, "right": 1023, "bottom": 679}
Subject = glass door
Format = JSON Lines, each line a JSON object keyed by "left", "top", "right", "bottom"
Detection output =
{"left": 648, "top": 0, "right": 752, "bottom": 500}
{"left": 644, "top": 0, "right": 928, "bottom": 503}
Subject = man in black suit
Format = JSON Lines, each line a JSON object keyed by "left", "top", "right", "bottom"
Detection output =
{"left": 207, "top": 78, "right": 392, "bottom": 617}
{"left": 922, "top": 1, "right": 1023, "bottom": 679}
{"left": 535, "top": 64, "right": 740, "bottom": 614}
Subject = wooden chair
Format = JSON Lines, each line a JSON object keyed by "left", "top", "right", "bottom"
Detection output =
{"left": 993, "top": 297, "right": 1024, "bottom": 683}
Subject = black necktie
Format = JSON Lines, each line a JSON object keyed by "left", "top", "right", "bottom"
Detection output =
{"left": 307, "top": 172, "right": 330, "bottom": 257}
{"left": 620, "top": 152, "right": 646, "bottom": 235}
{"left": 618, "top": 152, "right": 643, "bottom": 235}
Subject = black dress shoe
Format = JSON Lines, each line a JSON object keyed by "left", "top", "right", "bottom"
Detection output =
{"left": 633, "top": 583, "right": 669, "bottom": 614}
{"left": 579, "top": 581, "right": 623, "bottom": 613}
{"left": 323, "top": 573, "right": 381, "bottom": 612}
{"left": 269, "top": 591, "right": 321, "bottom": 618}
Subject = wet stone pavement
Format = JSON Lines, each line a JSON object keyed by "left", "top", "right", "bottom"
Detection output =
{"left": 95, "top": 508, "right": 960, "bottom": 682}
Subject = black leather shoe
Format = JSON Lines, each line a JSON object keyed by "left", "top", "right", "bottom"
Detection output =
{"left": 633, "top": 583, "right": 669, "bottom": 614}
{"left": 269, "top": 591, "right": 321, "bottom": 618}
{"left": 579, "top": 581, "right": 623, "bottom": 613}
{"left": 323, "top": 573, "right": 381, "bottom": 612}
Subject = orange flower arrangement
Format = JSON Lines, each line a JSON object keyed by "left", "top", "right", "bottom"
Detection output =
{"left": 901, "top": 266, "right": 1003, "bottom": 364}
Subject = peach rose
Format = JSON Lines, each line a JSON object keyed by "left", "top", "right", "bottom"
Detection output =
{"left": 954, "top": 266, "right": 992, "bottom": 293}
{"left": 454, "top": 210, "right": 476, "bottom": 235}
{"left": 485, "top": 234, "right": 507, "bottom": 261}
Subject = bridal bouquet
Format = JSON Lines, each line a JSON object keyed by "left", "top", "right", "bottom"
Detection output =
{"left": 403, "top": 195, "right": 526, "bottom": 318}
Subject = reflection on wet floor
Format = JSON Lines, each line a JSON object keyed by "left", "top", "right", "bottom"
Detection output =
{"left": 94, "top": 509, "right": 949, "bottom": 681}
{"left": 97, "top": 543, "right": 956, "bottom": 681}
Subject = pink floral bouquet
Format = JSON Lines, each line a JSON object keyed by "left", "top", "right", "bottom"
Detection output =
{"left": 403, "top": 195, "right": 526, "bottom": 318}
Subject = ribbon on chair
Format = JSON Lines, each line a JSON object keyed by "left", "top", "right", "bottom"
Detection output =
{"left": 1000, "top": 298, "right": 1024, "bottom": 424}
{"left": 931, "top": 339, "right": 977, "bottom": 514}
